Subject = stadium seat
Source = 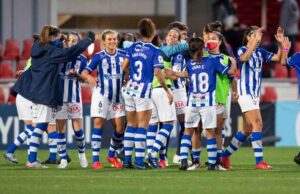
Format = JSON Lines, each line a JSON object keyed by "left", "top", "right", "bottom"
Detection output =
{"left": 21, "top": 39, "right": 33, "bottom": 60}
{"left": 274, "top": 64, "right": 288, "bottom": 78}
{"left": 0, "top": 88, "right": 5, "bottom": 103}
{"left": 261, "top": 86, "right": 277, "bottom": 102}
{"left": 0, "top": 63, "right": 14, "bottom": 78}
{"left": 81, "top": 86, "right": 92, "bottom": 104}
{"left": 3, "top": 39, "right": 21, "bottom": 61}
{"left": 17, "top": 62, "right": 25, "bottom": 71}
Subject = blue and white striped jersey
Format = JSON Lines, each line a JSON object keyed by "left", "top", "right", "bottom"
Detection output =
{"left": 186, "top": 57, "right": 230, "bottom": 107}
{"left": 85, "top": 49, "right": 126, "bottom": 103}
{"left": 172, "top": 53, "right": 186, "bottom": 89}
{"left": 60, "top": 54, "right": 87, "bottom": 103}
{"left": 125, "top": 41, "right": 164, "bottom": 98}
{"left": 237, "top": 46, "right": 274, "bottom": 98}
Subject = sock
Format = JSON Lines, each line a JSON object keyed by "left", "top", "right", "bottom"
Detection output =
{"left": 216, "top": 149, "right": 222, "bottom": 163}
{"left": 222, "top": 127, "right": 225, "bottom": 148}
{"left": 223, "top": 131, "right": 247, "bottom": 157}
{"left": 108, "top": 131, "right": 124, "bottom": 157}
{"left": 57, "top": 133, "right": 67, "bottom": 160}
{"left": 150, "top": 124, "right": 173, "bottom": 158}
{"left": 74, "top": 129, "right": 85, "bottom": 154}
{"left": 192, "top": 148, "right": 201, "bottom": 162}
{"left": 180, "top": 134, "right": 191, "bottom": 161}
{"left": 251, "top": 132, "right": 263, "bottom": 164}
{"left": 207, "top": 138, "right": 217, "bottom": 165}
{"left": 26, "top": 124, "right": 35, "bottom": 155}
{"left": 176, "top": 122, "right": 185, "bottom": 155}
{"left": 7, "top": 124, "right": 34, "bottom": 154}
{"left": 48, "top": 131, "right": 58, "bottom": 161}
{"left": 124, "top": 126, "right": 136, "bottom": 163}
{"left": 91, "top": 128, "right": 103, "bottom": 163}
{"left": 28, "top": 123, "right": 48, "bottom": 163}
{"left": 134, "top": 127, "right": 147, "bottom": 164}
{"left": 159, "top": 145, "right": 166, "bottom": 160}
{"left": 146, "top": 124, "right": 158, "bottom": 154}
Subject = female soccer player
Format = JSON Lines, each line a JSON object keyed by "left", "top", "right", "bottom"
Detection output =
{"left": 12, "top": 25, "right": 94, "bottom": 168}
{"left": 55, "top": 32, "right": 88, "bottom": 169}
{"left": 122, "top": 18, "right": 173, "bottom": 169}
{"left": 167, "top": 37, "right": 236, "bottom": 170}
{"left": 81, "top": 29, "right": 126, "bottom": 169}
{"left": 221, "top": 26, "right": 287, "bottom": 170}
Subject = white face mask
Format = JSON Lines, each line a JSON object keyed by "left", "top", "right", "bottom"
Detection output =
{"left": 123, "top": 40, "right": 134, "bottom": 48}
{"left": 180, "top": 39, "right": 187, "bottom": 44}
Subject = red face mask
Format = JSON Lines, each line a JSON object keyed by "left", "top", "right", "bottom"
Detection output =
{"left": 207, "top": 40, "right": 219, "bottom": 51}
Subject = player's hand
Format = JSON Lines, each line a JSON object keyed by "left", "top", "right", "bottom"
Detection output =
{"left": 166, "top": 90, "right": 174, "bottom": 105}
{"left": 232, "top": 91, "right": 239, "bottom": 102}
{"left": 87, "top": 31, "right": 95, "bottom": 42}
{"left": 87, "top": 75, "right": 96, "bottom": 86}
{"left": 164, "top": 68, "right": 174, "bottom": 76}
{"left": 68, "top": 69, "right": 77, "bottom": 75}
{"left": 283, "top": 36, "right": 291, "bottom": 50}
{"left": 16, "top": 70, "right": 24, "bottom": 77}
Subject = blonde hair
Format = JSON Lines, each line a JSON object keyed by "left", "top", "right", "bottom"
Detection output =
{"left": 39, "top": 25, "right": 60, "bottom": 48}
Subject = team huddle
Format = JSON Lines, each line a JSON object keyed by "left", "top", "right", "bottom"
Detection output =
{"left": 4, "top": 17, "right": 299, "bottom": 170}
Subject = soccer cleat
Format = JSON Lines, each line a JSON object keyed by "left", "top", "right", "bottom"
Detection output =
{"left": 173, "top": 154, "right": 192, "bottom": 166}
{"left": 116, "top": 149, "right": 125, "bottom": 163}
{"left": 58, "top": 155, "right": 71, "bottom": 164}
{"left": 134, "top": 162, "right": 146, "bottom": 170}
{"left": 41, "top": 158, "right": 59, "bottom": 164}
{"left": 3, "top": 153, "right": 18, "bottom": 164}
{"left": 215, "top": 164, "right": 227, "bottom": 171}
{"left": 79, "top": 153, "right": 88, "bottom": 168}
{"left": 294, "top": 154, "right": 300, "bottom": 165}
{"left": 147, "top": 154, "right": 160, "bottom": 169}
{"left": 179, "top": 159, "right": 188, "bottom": 170}
{"left": 207, "top": 163, "right": 217, "bottom": 170}
{"left": 107, "top": 156, "right": 122, "bottom": 169}
{"left": 26, "top": 162, "right": 48, "bottom": 169}
{"left": 92, "top": 162, "right": 103, "bottom": 169}
{"left": 220, "top": 156, "right": 232, "bottom": 169}
{"left": 123, "top": 162, "right": 134, "bottom": 169}
{"left": 255, "top": 161, "right": 272, "bottom": 170}
{"left": 159, "top": 160, "right": 167, "bottom": 168}
{"left": 57, "top": 159, "right": 68, "bottom": 169}
{"left": 187, "top": 161, "right": 200, "bottom": 171}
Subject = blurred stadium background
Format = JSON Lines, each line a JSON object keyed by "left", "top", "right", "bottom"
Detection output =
{"left": 0, "top": 0, "right": 300, "bottom": 149}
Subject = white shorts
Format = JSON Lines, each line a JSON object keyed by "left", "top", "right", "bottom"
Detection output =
{"left": 32, "top": 103, "right": 56, "bottom": 124}
{"left": 172, "top": 88, "right": 187, "bottom": 115}
{"left": 16, "top": 94, "right": 33, "bottom": 121}
{"left": 56, "top": 102, "right": 83, "bottom": 120}
{"left": 150, "top": 88, "right": 176, "bottom": 123}
{"left": 185, "top": 106, "right": 216, "bottom": 129}
{"left": 238, "top": 95, "right": 260, "bottom": 113}
{"left": 91, "top": 88, "right": 125, "bottom": 119}
{"left": 122, "top": 92, "right": 153, "bottom": 112}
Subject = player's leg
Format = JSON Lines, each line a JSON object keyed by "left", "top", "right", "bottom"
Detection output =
{"left": 42, "top": 123, "right": 58, "bottom": 164}
{"left": 188, "top": 122, "right": 202, "bottom": 170}
{"left": 56, "top": 119, "right": 69, "bottom": 168}
{"left": 216, "top": 107, "right": 225, "bottom": 164}
{"left": 72, "top": 118, "right": 88, "bottom": 168}
{"left": 173, "top": 114, "right": 185, "bottom": 164}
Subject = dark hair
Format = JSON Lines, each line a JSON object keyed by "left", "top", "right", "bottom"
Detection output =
{"left": 32, "top": 34, "right": 40, "bottom": 42}
{"left": 203, "top": 21, "right": 222, "bottom": 33}
{"left": 138, "top": 18, "right": 156, "bottom": 38}
{"left": 242, "top": 26, "right": 259, "bottom": 46}
{"left": 204, "top": 21, "right": 230, "bottom": 56}
{"left": 39, "top": 25, "right": 60, "bottom": 47}
{"left": 189, "top": 37, "right": 205, "bottom": 62}
{"left": 124, "top": 33, "right": 137, "bottom": 42}
{"left": 152, "top": 34, "right": 162, "bottom": 47}
{"left": 168, "top": 21, "right": 189, "bottom": 31}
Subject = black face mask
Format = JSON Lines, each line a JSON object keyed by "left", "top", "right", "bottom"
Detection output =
{"left": 52, "top": 39, "right": 63, "bottom": 48}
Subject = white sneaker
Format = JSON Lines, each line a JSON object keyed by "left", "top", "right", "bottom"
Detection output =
{"left": 165, "top": 158, "right": 169, "bottom": 167}
{"left": 216, "top": 164, "right": 227, "bottom": 171}
{"left": 78, "top": 153, "right": 88, "bottom": 168}
{"left": 26, "top": 161, "right": 48, "bottom": 169}
{"left": 57, "top": 159, "right": 68, "bottom": 169}
{"left": 3, "top": 153, "right": 18, "bottom": 164}
{"left": 173, "top": 154, "right": 192, "bottom": 165}
{"left": 187, "top": 162, "right": 200, "bottom": 171}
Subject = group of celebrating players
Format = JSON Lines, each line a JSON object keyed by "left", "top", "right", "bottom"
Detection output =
{"left": 3, "top": 17, "right": 300, "bottom": 170}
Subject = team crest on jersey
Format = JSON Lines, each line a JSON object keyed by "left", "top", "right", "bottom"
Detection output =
{"left": 158, "top": 55, "right": 163, "bottom": 63}
{"left": 177, "top": 54, "right": 182, "bottom": 60}
{"left": 68, "top": 104, "right": 81, "bottom": 113}
{"left": 135, "top": 45, "right": 142, "bottom": 52}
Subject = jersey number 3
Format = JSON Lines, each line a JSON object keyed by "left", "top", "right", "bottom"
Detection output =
{"left": 133, "top": 61, "right": 143, "bottom": 81}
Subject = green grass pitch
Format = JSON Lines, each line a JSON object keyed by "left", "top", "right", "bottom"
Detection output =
{"left": 0, "top": 147, "right": 299, "bottom": 194}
